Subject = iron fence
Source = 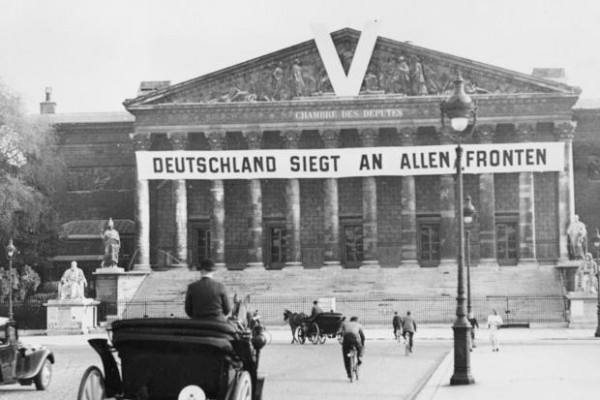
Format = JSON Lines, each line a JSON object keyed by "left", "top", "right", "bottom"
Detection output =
{"left": 0, "top": 299, "right": 48, "bottom": 329}
{"left": 102, "top": 294, "right": 568, "bottom": 327}
{"left": 1, "top": 294, "right": 569, "bottom": 330}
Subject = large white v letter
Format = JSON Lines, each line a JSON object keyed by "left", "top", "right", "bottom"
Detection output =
{"left": 311, "top": 21, "right": 379, "bottom": 97}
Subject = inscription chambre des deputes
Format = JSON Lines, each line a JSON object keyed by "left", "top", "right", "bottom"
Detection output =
{"left": 139, "top": 142, "right": 562, "bottom": 180}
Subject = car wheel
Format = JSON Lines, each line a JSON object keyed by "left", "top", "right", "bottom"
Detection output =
{"left": 77, "top": 366, "right": 106, "bottom": 400}
{"left": 34, "top": 358, "right": 52, "bottom": 390}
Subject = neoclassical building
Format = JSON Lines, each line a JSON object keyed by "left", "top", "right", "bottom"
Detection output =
{"left": 49, "top": 27, "right": 582, "bottom": 280}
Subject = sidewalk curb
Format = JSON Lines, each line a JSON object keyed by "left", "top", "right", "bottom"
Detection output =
{"left": 408, "top": 349, "right": 452, "bottom": 400}
{"left": 411, "top": 350, "right": 454, "bottom": 400}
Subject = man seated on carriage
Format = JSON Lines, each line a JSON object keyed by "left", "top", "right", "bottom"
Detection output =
{"left": 307, "top": 299, "right": 324, "bottom": 324}
{"left": 185, "top": 259, "right": 232, "bottom": 321}
{"left": 185, "top": 259, "right": 259, "bottom": 390}
{"left": 338, "top": 316, "right": 365, "bottom": 380}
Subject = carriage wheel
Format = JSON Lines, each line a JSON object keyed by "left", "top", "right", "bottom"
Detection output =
{"left": 297, "top": 326, "right": 306, "bottom": 344}
{"left": 77, "top": 366, "right": 106, "bottom": 400}
{"left": 309, "top": 323, "right": 320, "bottom": 344}
{"left": 319, "top": 335, "right": 326, "bottom": 344}
{"left": 231, "top": 371, "right": 252, "bottom": 400}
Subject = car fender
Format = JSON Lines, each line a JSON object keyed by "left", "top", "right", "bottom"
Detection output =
{"left": 17, "top": 347, "right": 54, "bottom": 380}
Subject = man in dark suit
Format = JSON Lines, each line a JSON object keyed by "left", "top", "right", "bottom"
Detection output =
{"left": 185, "top": 259, "right": 232, "bottom": 321}
{"left": 392, "top": 311, "right": 403, "bottom": 339}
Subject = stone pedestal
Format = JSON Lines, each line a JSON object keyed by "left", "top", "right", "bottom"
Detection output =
{"left": 557, "top": 261, "right": 581, "bottom": 292}
{"left": 567, "top": 292, "right": 599, "bottom": 328}
{"left": 93, "top": 269, "right": 149, "bottom": 321}
{"left": 45, "top": 298, "right": 100, "bottom": 334}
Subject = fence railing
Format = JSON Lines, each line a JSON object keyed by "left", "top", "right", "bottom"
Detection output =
{"left": 102, "top": 294, "right": 568, "bottom": 327}
{"left": 0, "top": 299, "right": 48, "bottom": 329}
{"left": 1, "top": 294, "right": 569, "bottom": 330}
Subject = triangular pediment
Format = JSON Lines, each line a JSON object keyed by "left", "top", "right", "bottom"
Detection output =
{"left": 124, "top": 27, "right": 579, "bottom": 108}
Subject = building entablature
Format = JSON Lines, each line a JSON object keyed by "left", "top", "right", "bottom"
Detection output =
{"left": 127, "top": 92, "right": 578, "bottom": 134}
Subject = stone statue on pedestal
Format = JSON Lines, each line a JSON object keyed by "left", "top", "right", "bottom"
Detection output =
{"left": 101, "top": 218, "right": 121, "bottom": 268}
{"left": 567, "top": 214, "right": 587, "bottom": 260}
{"left": 59, "top": 261, "right": 87, "bottom": 300}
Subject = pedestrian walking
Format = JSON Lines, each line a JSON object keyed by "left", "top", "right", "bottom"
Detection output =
{"left": 486, "top": 309, "right": 503, "bottom": 352}
{"left": 467, "top": 311, "right": 479, "bottom": 351}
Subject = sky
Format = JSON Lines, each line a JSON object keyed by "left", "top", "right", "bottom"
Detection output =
{"left": 1, "top": 0, "right": 600, "bottom": 114}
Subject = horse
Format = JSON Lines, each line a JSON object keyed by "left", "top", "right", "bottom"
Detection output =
{"left": 230, "top": 293, "right": 253, "bottom": 331}
{"left": 283, "top": 309, "right": 308, "bottom": 344}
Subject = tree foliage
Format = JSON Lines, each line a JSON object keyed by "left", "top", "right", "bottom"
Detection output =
{"left": 0, "top": 78, "right": 66, "bottom": 259}
{"left": 0, "top": 265, "right": 42, "bottom": 301}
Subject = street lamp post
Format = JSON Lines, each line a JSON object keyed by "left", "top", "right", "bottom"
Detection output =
{"left": 441, "top": 72, "right": 477, "bottom": 386}
{"left": 464, "top": 196, "right": 476, "bottom": 316}
{"left": 593, "top": 229, "right": 600, "bottom": 337}
{"left": 6, "top": 239, "right": 17, "bottom": 321}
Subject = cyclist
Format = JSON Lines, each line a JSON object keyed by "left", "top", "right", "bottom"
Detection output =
{"left": 401, "top": 311, "right": 417, "bottom": 353}
{"left": 392, "top": 311, "right": 402, "bottom": 340}
{"left": 338, "top": 316, "right": 365, "bottom": 380}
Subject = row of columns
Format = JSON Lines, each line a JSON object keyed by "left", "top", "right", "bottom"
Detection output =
{"left": 130, "top": 121, "right": 576, "bottom": 271}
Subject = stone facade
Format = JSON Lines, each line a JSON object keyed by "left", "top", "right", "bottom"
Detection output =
{"left": 50, "top": 27, "right": 589, "bottom": 283}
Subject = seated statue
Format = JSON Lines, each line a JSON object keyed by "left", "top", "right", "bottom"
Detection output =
{"left": 59, "top": 261, "right": 87, "bottom": 300}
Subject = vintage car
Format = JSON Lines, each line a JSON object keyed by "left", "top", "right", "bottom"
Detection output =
{"left": 0, "top": 316, "right": 54, "bottom": 390}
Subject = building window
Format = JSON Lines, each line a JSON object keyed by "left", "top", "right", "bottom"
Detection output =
{"left": 496, "top": 220, "right": 518, "bottom": 266}
{"left": 342, "top": 223, "right": 363, "bottom": 268}
{"left": 191, "top": 225, "right": 210, "bottom": 266}
{"left": 418, "top": 218, "right": 441, "bottom": 267}
{"left": 268, "top": 225, "right": 287, "bottom": 267}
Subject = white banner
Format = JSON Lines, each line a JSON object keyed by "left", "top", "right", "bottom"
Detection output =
{"left": 135, "top": 142, "right": 565, "bottom": 180}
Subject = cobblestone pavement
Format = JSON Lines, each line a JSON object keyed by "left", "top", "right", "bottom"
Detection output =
{"left": 0, "top": 337, "right": 449, "bottom": 400}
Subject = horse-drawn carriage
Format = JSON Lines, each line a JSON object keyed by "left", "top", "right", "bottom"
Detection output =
{"left": 297, "top": 312, "right": 345, "bottom": 345}
{"left": 77, "top": 318, "right": 266, "bottom": 400}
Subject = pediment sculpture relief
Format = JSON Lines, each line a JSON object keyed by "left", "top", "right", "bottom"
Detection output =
{"left": 168, "top": 38, "right": 551, "bottom": 105}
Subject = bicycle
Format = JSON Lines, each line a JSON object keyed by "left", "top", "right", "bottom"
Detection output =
{"left": 402, "top": 332, "right": 413, "bottom": 356}
{"left": 347, "top": 347, "right": 359, "bottom": 382}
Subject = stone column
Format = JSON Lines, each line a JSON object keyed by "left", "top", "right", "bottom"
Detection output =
{"left": 282, "top": 130, "right": 303, "bottom": 268}
{"left": 399, "top": 127, "right": 419, "bottom": 268}
{"left": 359, "top": 127, "right": 381, "bottom": 269}
{"left": 556, "top": 121, "right": 577, "bottom": 262}
{"left": 132, "top": 133, "right": 152, "bottom": 271}
{"left": 244, "top": 129, "right": 265, "bottom": 270}
{"left": 206, "top": 130, "right": 226, "bottom": 269}
{"left": 321, "top": 129, "right": 342, "bottom": 269}
{"left": 516, "top": 123, "right": 537, "bottom": 265}
{"left": 476, "top": 125, "right": 498, "bottom": 268}
{"left": 169, "top": 132, "right": 188, "bottom": 268}
{"left": 438, "top": 127, "right": 458, "bottom": 268}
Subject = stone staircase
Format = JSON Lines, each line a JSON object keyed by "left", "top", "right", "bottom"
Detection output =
{"left": 122, "top": 265, "right": 566, "bottom": 326}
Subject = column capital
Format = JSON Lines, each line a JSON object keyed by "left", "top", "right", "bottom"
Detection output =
{"left": 398, "top": 127, "right": 417, "bottom": 145}
{"left": 281, "top": 129, "right": 302, "bottom": 149}
{"left": 321, "top": 129, "right": 339, "bottom": 149}
{"left": 243, "top": 129, "right": 263, "bottom": 150}
{"left": 131, "top": 132, "right": 152, "bottom": 151}
{"left": 168, "top": 132, "right": 188, "bottom": 150}
{"left": 515, "top": 123, "right": 536, "bottom": 141}
{"left": 475, "top": 124, "right": 495, "bottom": 143}
{"left": 555, "top": 120, "right": 577, "bottom": 141}
{"left": 206, "top": 130, "right": 226, "bottom": 150}
{"left": 358, "top": 127, "right": 378, "bottom": 147}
